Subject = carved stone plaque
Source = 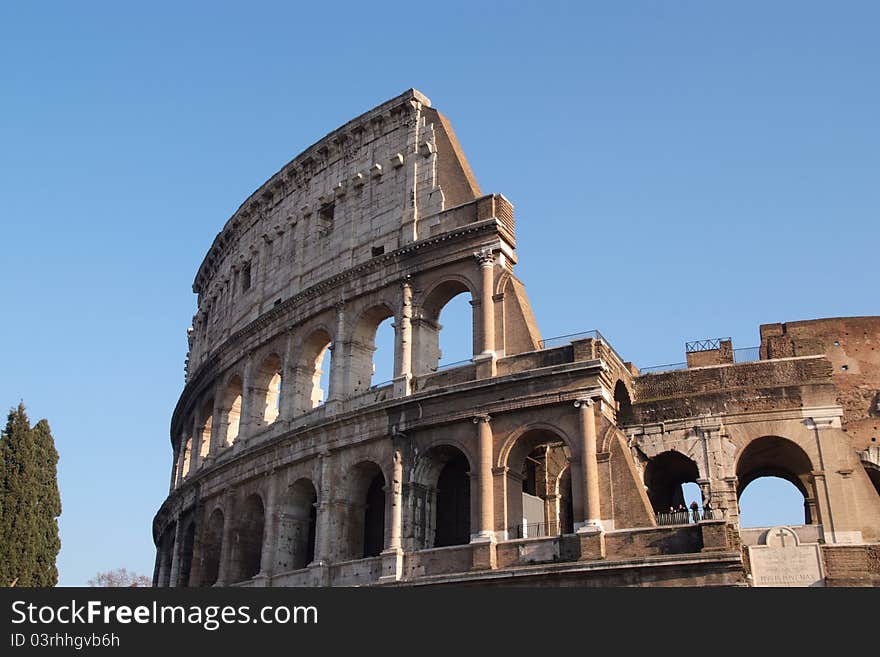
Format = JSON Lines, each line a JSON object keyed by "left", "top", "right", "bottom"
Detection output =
{"left": 748, "top": 526, "right": 825, "bottom": 587}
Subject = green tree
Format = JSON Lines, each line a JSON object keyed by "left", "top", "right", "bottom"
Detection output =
{"left": 0, "top": 403, "right": 62, "bottom": 586}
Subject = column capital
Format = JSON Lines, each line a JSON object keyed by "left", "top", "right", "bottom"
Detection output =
{"left": 574, "top": 397, "right": 596, "bottom": 408}
{"left": 473, "top": 413, "right": 492, "bottom": 424}
{"left": 474, "top": 246, "right": 496, "bottom": 266}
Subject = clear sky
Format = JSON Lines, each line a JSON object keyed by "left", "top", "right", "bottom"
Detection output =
{"left": 1, "top": 2, "right": 876, "bottom": 585}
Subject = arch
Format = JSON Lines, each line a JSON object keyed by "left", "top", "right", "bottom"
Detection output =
{"left": 502, "top": 426, "right": 573, "bottom": 538}
{"left": 293, "top": 328, "right": 333, "bottom": 413}
{"left": 865, "top": 465, "right": 880, "bottom": 498}
{"left": 556, "top": 466, "right": 574, "bottom": 535}
{"left": 613, "top": 380, "right": 635, "bottom": 425}
{"left": 221, "top": 375, "right": 243, "bottom": 447}
{"left": 413, "top": 277, "right": 477, "bottom": 374}
{"left": 177, "top": 520, "right": 196, "bottom": 587}
{"left": 411, "top": 445, "right": 472, "bottom": 549}
{"left": 735, "top": 435, "right": 816, "bottom": 525}
{"left": 277, "top": 478, "right": 318, "bottom": 572}
{"left": 231, "top": 494, "right": 265, "bottom": 582}
{"left": 739, "top": 476, "right": 807, "bottom": 528}
{"left": 252, "top": 353, "right": 283, "bottom": 427}
{"left": 349, "top": 304, "right": 395, "bottom": 395}
{"left": 199, "top": 508, "right": 224, "bottom": 586}
{"left": 340, "top": 461, "right": 386, "bottom": 560}
{"left": 644, "top": 450, "right": 700, "bottom": 514}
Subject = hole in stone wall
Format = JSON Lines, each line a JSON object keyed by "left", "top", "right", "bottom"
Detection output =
{"left": 371, "top": 245, "right": 384, "bottom": 257}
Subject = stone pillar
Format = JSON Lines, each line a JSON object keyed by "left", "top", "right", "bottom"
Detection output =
{"left": 380, "top": 439, "right": 405, "bottom": 582}
{"left": 472, "top": 414, "right": 495, "bottom": 540}
{"left": 238, "top": 356, "right": 254, "bottom": 442}
{"left": 215, "top": 491, "right": 236, "bottom": 586}
{"left": 393, "top": 277, "right": 413, "bottom": 397}
{"left": 168, "top": 520, "right": 183, "bottom": 587}
{"left": 327, "top": 302, "right": 346, "bottom": 409}
{"left": 168, "top": 446, "right": 180, "bottom": 493}
{"left": 176, "top": 436, "right": 187, "bottom": 484}
{"left": 575, "top": 398, "right": 602, "bottom": 532}
{"left": 313, "top": 452, "right": 333, "bottom": 564}
{"left": 475, "top": 247, "right": 495, "bottom": 355}
{"left": 471, "top": 413, "right": 497, "bottom": 570}
{"left": 280, "top": 331, "right": 296, "bottom": 420}
{"left": 209, "top": 393, "right": 225, "bottom": 455}
{"left": 190, "top": 415, "right": 202, "bottom": 473}
{"left": 256, "top": 474, "right": 279, "bottom": 584}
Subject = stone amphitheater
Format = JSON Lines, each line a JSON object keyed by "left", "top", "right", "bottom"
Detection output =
{"left": 153, "top": 89, "right": 880, "bottom": 587}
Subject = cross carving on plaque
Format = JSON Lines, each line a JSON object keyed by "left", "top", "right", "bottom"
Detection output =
{"left": 775, "top": 529, "right": 789, "bottom": 547}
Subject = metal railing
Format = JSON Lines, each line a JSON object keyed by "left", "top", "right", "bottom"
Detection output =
{"left": 686, "top": 337, "right": 730, "bottom": 353}
{"left": 638, "top": 360, "right": 688, "bottom": 375}
{"left": 639, "top": 346, "right": 761, "bottom": 375}
{"left": 434, "top": 358, "right": 473, "bottom": 372}
{"left": 369, "top": 379, "right": 393, "bottom": 390}
{"left": 655, "top": 505, "right": 718, "bottom": 526}
{"left": 510, "top": 521, "right": 564, "bottom": 539}
{"left": 733, "top": 346, "right": 760, "bottom": 363}
{"left": 538, "top": 330, "right": 601, "bottom": 350}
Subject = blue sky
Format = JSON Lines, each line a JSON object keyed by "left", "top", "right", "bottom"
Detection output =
{"left": 1, "top": 2, "right": 876, "bottom": 585}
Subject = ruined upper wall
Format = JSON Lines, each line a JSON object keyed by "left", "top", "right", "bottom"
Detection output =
{"left": 632, "top": 356, "right": 836, "bottom": 424}
{"left": 187, "top": 89, "right": 486, "bottom": 364}
{"left": 761, "top": 317, "right": 880, "bottom": 450}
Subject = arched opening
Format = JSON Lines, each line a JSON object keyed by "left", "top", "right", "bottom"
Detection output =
{"left": 177, "top": 521, "right": 195, "bottom": 587}
{"left": 866, "top": 465, "right": 880, "bottom": 498}
{"left": 341, "top": 462, "right": 386, "bottom": 560}
{"left": 253, "top": 354, "right": 283, "bottom": 426}
{"left": 363, "top": 474, "right": 386, "bottom": 558}
{"left": 277, "top": 478, "right": 318, "bottom": 572}
{"left": 411, "top": 445, "right": 472, "bottom": 549}
{"left": 414, "top": 280, "right": 475, "bottom": 374}
{"left": 221, "top": 376, "right": 243, "bottom": 446}
{"left": 736, "top": 436, "right": 816, "bottom": 527}
{"left": 557, "top": 466, "right": 574, "bottom": 535}
{"left": 613, "top": 380, "right": 635, "bottom": 425}
{"left": 372, "top": 316, "right": 395, "bottom": 387}
{"left": 198, "top": 399, "right": 213, "bottom": 459}
{"left": 350, "top": 305, "right": 395, "bottom": 394}
{"left": 199, "top": 509, "right": 224, "bottom": 587}
{"left": 232, "top": 494, "right": 265, "bottom": 582}
{"left": 739, "top": 477, "right": 807, "bottom": 528}
{"left": 504, "top": 429, "right": 573, "bottom": 538}
{"left": 644, "top": 450, "right": 700, "bottom": 520}
{"left": 295, "top": 329, "right": 332, "bottom": 413}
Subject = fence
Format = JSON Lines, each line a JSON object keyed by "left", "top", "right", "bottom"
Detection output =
{"left": 655, "top": 505, "right": 718, "bottom": 526}
{"left": 639, "top": 346, "right": 760, "bottom": 375}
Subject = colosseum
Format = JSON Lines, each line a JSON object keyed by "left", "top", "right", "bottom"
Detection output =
{"left": 153, "top": 89, "right": 880, "bottom": 587}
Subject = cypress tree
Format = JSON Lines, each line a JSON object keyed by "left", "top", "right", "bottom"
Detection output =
{"left": 0, "top": 403, "right": 62, "bottom": 586}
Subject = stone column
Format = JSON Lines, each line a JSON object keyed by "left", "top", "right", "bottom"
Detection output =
{"left": 313, "top": 452, "right": 333, "bottom": 564}
{"left": 168, "top": 446, "right": 180, "bottom": 493}
{"left": 209, "top": 393, "right": 225, "bottom": 456}
{"left": 575, "top": 398, "right": 602, "bottom": 532}
{"left": 238, "top": 356, "right": 254, "bottom": 442}
{"left": 176, "top": 436, "right": 188, "bottom": 484}
{"left": 257, "top": 474, "right": 279, "bottom": 583}
{"left": 215, "top": 491, "right": 236, "bottom": 586}
{"left": 471, "top": 414, "right": 497, "bottom": 570}
{"left": 475, "top": 247, "right": 495, "bottom": 355}
{"left": 168, "top": 520, "right": 183, "bottom": 587}
{"left": 280, "top": 331, "right": 296, "bottom": 420}
{"left": 380, "top": 438, "right": 405, "bottom": 582}
{"left": 473, "top": 414, "right": 495, "bottom": 540}
{"left": 393, "top": 277, "right": 413, "bottom": 397}
{"left": 327, "top": 302, "right": 346, "bottom": 409}
{"left": 190, "top": 415, "right": 202, "bottom": 473}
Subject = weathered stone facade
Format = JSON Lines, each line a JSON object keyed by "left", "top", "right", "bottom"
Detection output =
{"left": 153, "top": 89, "right": 880, "bottom": 587}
